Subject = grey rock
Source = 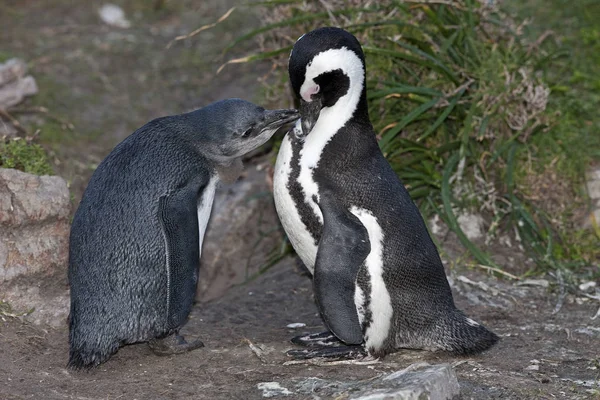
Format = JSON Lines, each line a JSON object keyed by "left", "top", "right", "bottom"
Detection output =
{"left": 428, "top": 214, "right": 449, "bottom": 238}
{"left": 351, "top": 363, "right": 460, "bottom": 400}
{"left": 290, "top": 363, "right": 460, "bottom": 400}
{"left": 0, "top": 58, "right": 28, "bottom": 87}
{"left": 0, "top": 58, "right": 38, "bottom": 110}
{"left": 257, "top": 382, "right": 294, "bottom": 398}
{"left": 0, "top": 58, "right": 37, "bottom": 135}
{"left": 587, "top": 168, "right": 600, "bottom": 200}
{"left": 457, "top": 212, "right": 485, "bottom": 240}
{"left": 0, "top": 168, "right": 70, "bottom": 326}
{"left": 198, "top": 161, "right": 281, "bottom": 301}
{"left": 0, "top": 76, "right": 38, "bottom": 109}
{"left": 585, "top": 167, "right": 600, "bottom": 229}
{"left": 98, "top": 4, "right": 131, "bottom": 29}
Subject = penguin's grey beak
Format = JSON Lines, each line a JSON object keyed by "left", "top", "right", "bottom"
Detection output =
{"left": 299, "top": 98, "right": 322, "bottom": 136}
{"left": 261, "top": 108, "right": 300, "bottom": 132}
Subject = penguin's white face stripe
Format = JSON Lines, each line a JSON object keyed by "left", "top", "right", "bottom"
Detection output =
{"left": 197, "top": 175, "right": 218, "bottom": 258}
{"left": 298, "top": 47, "right": 365, "bottom": 220}
{"left": 273, "top": 134, "right": 319, "bottom": 272}
{"left": 300, "top": 47, "right": 364, "bottom": 110}
{"left": 350, "top": 206, "right": 392, "bottom": 352}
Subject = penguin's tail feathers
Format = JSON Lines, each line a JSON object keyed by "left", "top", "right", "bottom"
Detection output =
{"left": 439, "top": 310, "right": 499, "bottom": 355}
{"left": 68, "top": 341, "right": 119, "bottom": 370}
{"left": 68, "top": 324, "right": 120, "bottom": 370}
{"left": 67, "top": 347, "right": 112, "bottom": 370}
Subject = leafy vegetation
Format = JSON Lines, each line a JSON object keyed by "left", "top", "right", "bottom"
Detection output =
{"left": 0, "top": 138, "right": 53, "bottom": 175}
{"left": 509, "top": 0, "right": 600, "bottom": 270}
{"left": 222, "top": 0, "right": 599, "bottom": 275}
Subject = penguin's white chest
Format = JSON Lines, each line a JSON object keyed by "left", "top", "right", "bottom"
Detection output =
{"left": 273, "top": 133, "right": 320, "bottom": 272}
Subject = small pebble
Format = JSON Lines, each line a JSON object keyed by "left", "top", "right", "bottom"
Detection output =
{"left": 579, "top": 281, "right": 597, "bottom": 292}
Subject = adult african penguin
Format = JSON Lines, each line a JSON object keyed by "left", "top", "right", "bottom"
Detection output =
{"left": 68, "top": 99, "right": 298, "bottom": 369}
{"left": 273, "top": 27, "right": 498, "bottom": 359}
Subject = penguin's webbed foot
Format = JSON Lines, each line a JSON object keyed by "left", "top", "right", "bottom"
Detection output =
{"left": 286, "top": 345, "right": 367, "bottom": 360}
{"left": 290, "top": 331, "right": 344, "bottom": 347}
{"left": 148, "top": 333, "right": 204, "bottom": 356}
{"left": 288, "top": 331, "right": 367, "bottom": 360}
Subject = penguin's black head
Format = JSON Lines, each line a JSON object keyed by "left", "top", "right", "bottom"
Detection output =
{"left": 288, "top": 27, "right": 367, "bottom": 136}
{"left": 199, "top": 99, "right": 299, "bottom": 161}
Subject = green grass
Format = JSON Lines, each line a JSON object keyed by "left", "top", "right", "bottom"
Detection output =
{"left": 0, "top": 138, "right": 53, "bottom": 175}
{"left": 507, "top": 0, "right": 600, "bottom": 269}
{"left": 219, "top": 0, "right": 599, "bottom": 275}
{"left": 511, "top": 0, "right": 600, "bottom": 177}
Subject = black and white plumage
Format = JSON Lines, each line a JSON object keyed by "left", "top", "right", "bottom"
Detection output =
{"left": 68, "top": 99, "right": 298, "bottom": 369}
{"left": 274, "top": 27, "right": 498, "bottom": 358}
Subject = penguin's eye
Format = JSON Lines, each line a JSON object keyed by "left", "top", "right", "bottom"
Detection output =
{"left": 242, "top": 128, "right": 253, "bottom": 138}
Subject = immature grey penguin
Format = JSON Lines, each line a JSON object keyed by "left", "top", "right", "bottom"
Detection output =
{"left": 68, "top": 99, "right": 298, "bottom": 369}
{"left": 274, "top": 27, "right": 498, "bottom": 359}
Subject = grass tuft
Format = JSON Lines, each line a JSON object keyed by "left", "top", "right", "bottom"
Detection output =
{"left": 0, "top": 137, "right": 53, "bottom": 176}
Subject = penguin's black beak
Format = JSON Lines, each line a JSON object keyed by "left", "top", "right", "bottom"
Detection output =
{"left": 299, "top": 98, "right": 322, "bottom": 136}
{"left": 261, "top": 108, "right": 300, "bottom": 132}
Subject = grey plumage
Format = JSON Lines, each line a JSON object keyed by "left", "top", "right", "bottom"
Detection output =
{"left": 68, "top": 99, "right": 298, "bottom": 369}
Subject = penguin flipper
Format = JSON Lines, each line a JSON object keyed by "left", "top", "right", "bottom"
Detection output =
{"left": 158, "top": 184, "right": 202, "bottom": 331}
{"left": 313, "top": 195, "right": 371, "bottom": 345}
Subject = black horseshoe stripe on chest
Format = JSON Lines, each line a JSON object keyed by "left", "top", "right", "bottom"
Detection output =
{"left": 286, "top": 135, "right": 323, "bottom": 246}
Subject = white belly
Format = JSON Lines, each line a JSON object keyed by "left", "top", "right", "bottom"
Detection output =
{"left": 273, "top": 134, "right": 319, "bottom": 273}
{"left": 197, "top": 175, "right": 218, "bottom": 259}
{"left": 274, "top": 135, "right": 393, "bottom": 352}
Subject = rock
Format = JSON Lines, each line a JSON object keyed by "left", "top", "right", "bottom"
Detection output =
{"left": 291, "top": 363, "right": 460, "bottom": 400}
{"left": 198, "top": 161, "right": 282, "bottom": 301}
{"left": 0, "top": 121, "right": 18, "bottom": 137}
{"left": 585, "top": 166, "right": 600, "bottom": 229}
{"left": 578, "top": 281, "right": 597, "bottom": 292}
{"left": 98, "top": 4, "right": 131, "bottom": 29}
{"left": 286, "top": 322, "right": 306, "bottom": 329}
{"left": 429, "top": 214, "right": 448, "bottom": 238}
{"left": 257, "top": 382, "right": 293, "bottom": 398}
{"left": 351, "top": 363, "right": 460, "bottom": 400}
{"left": 457, "top": 212, "right": 485, "bottom": 240}
{"left": 0, "top": 168, "right": 71, "bottom": 326}
{"left": 0, "top": 58, "right": 38, "bottom": 110}
{"left": 0, "top": 59, "right": 28, "bottom": 87}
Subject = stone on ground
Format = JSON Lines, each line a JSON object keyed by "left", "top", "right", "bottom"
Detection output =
{"left": 0, "top": 168, "right": 70, "bottom": 325}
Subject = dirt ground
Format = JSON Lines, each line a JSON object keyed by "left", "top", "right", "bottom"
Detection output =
{"left": 1, "top": 1, "right": 599, "bottom": 399}
{"left": 1, "top": 253, "right": 600, "bottom": 399}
